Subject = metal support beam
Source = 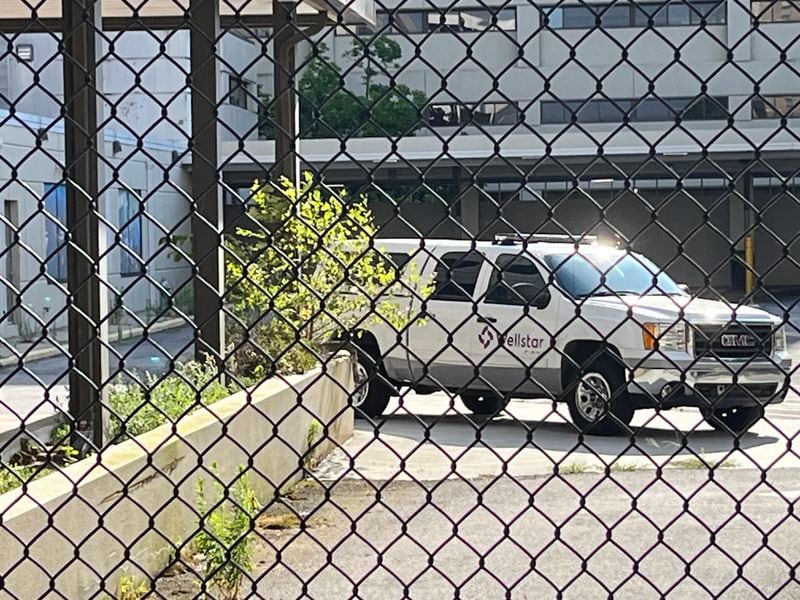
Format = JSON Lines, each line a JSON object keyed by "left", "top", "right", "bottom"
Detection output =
{"left": 273, "top": 1, "right": 300, "bottom": 187}
{"left": 734, "top": 169, "right": 755, "bottom": 295}
{"left": 190, "top": 0, "right": 226, "bottom": 364}
{"left": 62, "top": 0, "right": 109, "bottom": 450}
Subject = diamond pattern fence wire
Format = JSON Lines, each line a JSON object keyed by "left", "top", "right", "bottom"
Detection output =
{"left": 0, "top": 0, "right": 799, "bottom": 597}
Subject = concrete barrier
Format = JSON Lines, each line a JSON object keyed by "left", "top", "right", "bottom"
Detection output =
{"left": 0, "top": 356, "right": 354, "bottom": 598}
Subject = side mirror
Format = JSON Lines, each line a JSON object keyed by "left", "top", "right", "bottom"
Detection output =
{"left": 511, "top": 282, "right": 551, "bottom": 308}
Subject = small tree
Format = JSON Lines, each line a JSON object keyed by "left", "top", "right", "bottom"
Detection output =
{"left": 256, "top": 87, "right": 274, "bottom": 140}
{"left": 346, "top": 36, "right": 402, "bottom": 96}
{"left": 226, "top": 172, "right": 432, "bottom": 377}
{"left": 361, "top": 83, "right": 427, "bottom": 137}
{"left": 297, "top": 38, "right": 427, "bottom": 139}
{"left": 298, "top": 42, "right": 365, "bottom": 138}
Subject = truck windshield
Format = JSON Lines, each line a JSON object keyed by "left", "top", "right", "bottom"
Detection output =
{"left": 543, "top": 249, "right": 686, "bottom": 298}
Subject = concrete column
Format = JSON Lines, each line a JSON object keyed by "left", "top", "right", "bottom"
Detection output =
{"left": 727, "top": 0, "right": 752, "bottom": 63}
{"left": 461, "top": 185, "right": 481, "bottom": 239}
{"left": 454, "top": 167, "right": 481, "bottom": 238}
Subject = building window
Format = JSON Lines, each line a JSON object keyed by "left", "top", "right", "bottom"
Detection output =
{"left": 337, "top": 8, "right": 516, "bottom": 35}
{"left": 752, "top": 95, "right": 800, "bottom": 119}
{"left": 545, "top": 1, "right": 726, "bottom": 29}
{"left": 751, "top": 0, "right": 800, "bottom": 21}
{"left": 119, "top": 189, "right": 143, "bottom": 277}
{"left": 540, "top": 96, "right": 729, "bottom": 124}
{"left": 428, "top": 8, "right": 517, "bottom": 32}
{"left": 425, "top": 101, "right": 522, "bottom": 127}
{"left": 15, "top": 43, "right": 34, "bottom": 62}
{"left": 228, "top": 75, "right": 249, "bottom": 109}
{"left": 43, "top": 183, "right": 67, "bottom": 283}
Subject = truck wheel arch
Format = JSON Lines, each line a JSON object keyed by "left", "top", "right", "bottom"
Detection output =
{"left": 348, "top": 330, "right": 382, "bottom": 362}
{"left": 561, "top": 340, "right": 625, "bottom": 391}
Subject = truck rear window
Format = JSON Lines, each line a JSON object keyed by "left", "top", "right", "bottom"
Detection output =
{"left": 431, "top": 251, "right": 485, "bottom": 301}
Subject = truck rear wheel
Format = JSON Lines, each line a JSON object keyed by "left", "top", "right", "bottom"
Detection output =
{"left": 461, "top": 392, "right": 508, "bottom": 416}
{"left": 352, "top": 342, "right": 391, "bottom": 419}
{"left": 702, "top": 405, "right": 762, "bottom": 434}
{"left": 565, "top": 354, "right": 633, "bottom": 436}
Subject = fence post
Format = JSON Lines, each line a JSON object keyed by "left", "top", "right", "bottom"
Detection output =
{"left": 273, "top": 1, "right": 300, "bottom": 187}
{"left": 189, "top": 0, "right": 226, "bottom": 364}
{"left": 62, "top": 0, "right": 109, "bottom": 450}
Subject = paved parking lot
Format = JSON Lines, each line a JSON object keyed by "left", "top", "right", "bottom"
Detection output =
{"left": 1, "top": 323, "right": 799, "bottom": 473}
{"left": 315, "top": 388, "right": 800, "bottom": 482}
{"left": 0, "top": 326, "right": 193, "bottom": 441}
{"left": 315, "top": 326, "right": 800, "bottom": 481}
{"left": 251, "top": 468, "right": 800, "bottom": 599}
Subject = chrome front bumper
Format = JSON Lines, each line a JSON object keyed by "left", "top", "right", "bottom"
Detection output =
{"left": 627, "top": 356, "right": 792, "bottom": 409}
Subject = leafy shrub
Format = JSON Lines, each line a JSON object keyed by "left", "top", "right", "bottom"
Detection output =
{"left": 0, "top": 465, "right": 50, "bottom": 495}
{"left": 226, "top": 172, "right": 433, "bottom": 377}
{"left": 194, "top": 466, "right": 259, "bottom": 599}
{"left": 108, "top": 355, "right": 232, "bottom": 440}
{"left": 49, "top": 416, "right": 71, "bottom": 446}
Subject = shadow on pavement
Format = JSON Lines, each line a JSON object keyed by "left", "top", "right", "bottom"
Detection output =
{"left": 360, "top": 411, "right": 777, "bottom": 457}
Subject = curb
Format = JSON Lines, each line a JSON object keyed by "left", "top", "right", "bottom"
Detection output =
{"left": 0, "top": 317, "right": 189, "bottom": 368}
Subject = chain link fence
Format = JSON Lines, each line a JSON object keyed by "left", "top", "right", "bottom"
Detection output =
{"left": 0, "top": 0, "right": 799, "bottom": 597}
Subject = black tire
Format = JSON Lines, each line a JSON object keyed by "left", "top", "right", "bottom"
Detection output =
{"left": 461, "top": 392, "right": 509, "bottom": 416}
{"left": 352, "top": 342, "right": 391, "bottom": 419}
{"left": 565, "top": 354, "right": 634, "bottom": 436}
{"left": 702, "top": 405, "right": 763, "bottom": 434}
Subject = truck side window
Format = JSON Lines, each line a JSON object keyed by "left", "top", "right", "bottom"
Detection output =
{"left": 431, "top": 251, "right": 485, "bottom": 301}
{"left": 388, "top": 252, "right": 411, "bottom": 274}
{"left": 485, "top": 254, "right": 547, "bottom": 305}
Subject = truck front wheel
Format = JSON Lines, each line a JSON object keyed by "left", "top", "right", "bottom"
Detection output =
{"left": 565, "top": 354, "right": 633, "bottom": 436}
{"left": 461, "top": 392, "right": 508, "bottom": 416}
{"left": 702, "top": 405, "right": 762, "bottom": 434}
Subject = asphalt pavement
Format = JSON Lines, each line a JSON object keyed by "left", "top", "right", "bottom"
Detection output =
{"left": 250, "top": 469, "right": 800, "bottom": 599}
{"left": 3, "top": 317, "right": 800, "bottom": 596}
{"left": 0, "top": 326, "right": 193, "bottom": 424}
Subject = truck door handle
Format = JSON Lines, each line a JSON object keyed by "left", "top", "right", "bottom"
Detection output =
{"left": 477, "top": 316, "right": 497, "bottom": 324}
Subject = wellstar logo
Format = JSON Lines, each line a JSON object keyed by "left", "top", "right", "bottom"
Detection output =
{"left": 478, "top": 325, "right": 494, "bottom": 349}
{"left": 477, "top": 327, "right": 544, "bottom": 351}
{"left": 501, "top": 332, "right": 545, "bottom": 350}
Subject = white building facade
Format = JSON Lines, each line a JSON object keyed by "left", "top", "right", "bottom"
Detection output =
{"left": 239, "top": 0, "right": 800, "bottom": 291}
{"left": 0, "top": 28, "right": 264, "bottom": 339}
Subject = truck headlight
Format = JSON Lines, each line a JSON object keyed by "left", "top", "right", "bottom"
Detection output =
{"left": 774, "top": 326, "right": 787, "bottom": 354}
{"left": 642, "top": 322, "right": 691, "bottom": 353}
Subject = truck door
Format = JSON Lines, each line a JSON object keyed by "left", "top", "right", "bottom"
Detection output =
{"left": 473, "top": 252, "right": 560, "bottom": 395}
{"left": 407, "top": 249, "right": 487, "bottom": 390}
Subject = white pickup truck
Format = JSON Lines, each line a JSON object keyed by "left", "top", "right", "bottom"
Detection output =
{"left": 350, "top": 235, "right": 791, "bottom": 435}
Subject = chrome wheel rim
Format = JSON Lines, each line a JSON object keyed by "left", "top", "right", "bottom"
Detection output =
{"left": 576, "top": 373, "right": 611, "bottom": 422}
{"left": 352, "top": 362, "right": 369, "bottom": 408}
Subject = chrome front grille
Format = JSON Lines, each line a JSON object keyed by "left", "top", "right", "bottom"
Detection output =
{"left": 693, "top": 323, "right": 773, "bottom": 359}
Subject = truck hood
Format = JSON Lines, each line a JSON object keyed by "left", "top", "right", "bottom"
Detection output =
{"left": 585, "top": 294, "right": 780, "bottom": 324}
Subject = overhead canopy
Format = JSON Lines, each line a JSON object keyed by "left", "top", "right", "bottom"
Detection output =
{"left": 0, "top": 0, "right": 375, "bottom": 31}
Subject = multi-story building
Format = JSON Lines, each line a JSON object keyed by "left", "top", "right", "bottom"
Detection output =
{"left": 235, "top": 0, "right": 800, "bottom": 291}
{"left": 0, "top": 29, "right": 263, "bottom": 338}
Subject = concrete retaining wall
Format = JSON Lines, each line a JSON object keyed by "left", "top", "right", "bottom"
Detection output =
{"left": 0, "top": 357, "right": 354, "bottom": 598}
